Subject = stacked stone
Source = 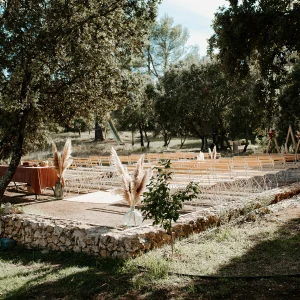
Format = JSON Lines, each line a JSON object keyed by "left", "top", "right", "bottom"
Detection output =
{"left": 0, "top": 211, "right": 220, "bottom": 258}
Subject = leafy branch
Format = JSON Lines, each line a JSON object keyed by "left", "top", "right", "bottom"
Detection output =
{"left": 141, "top": 160, "right": 199, "bottom": 255}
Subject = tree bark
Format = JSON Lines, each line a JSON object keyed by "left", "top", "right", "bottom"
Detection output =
{"left": 131, "top": 130, "right": 135, "bottom": 146}
{"left": 0, "top": 68, "right": 32, "bottom": 203}
{"left": 204, "top": 136, "right": 208, "bottom": 150}
{"left": 180, "top": 135, "right": 187, "bottom": 149}
{"left": 139, "top": 124, "right": 144, "bottom": 148}
{"left": 212, "top": 132, "right": 218, "bottom": 149}
{"left": 162, "top": 130, "right": 171, "bottom": 147}
{"left": 201, "top": 136, "right": 205, "bottom": 151}
{"left": 190, "top": 122, "right": 205, "bottom": 150}
{"left": 164, "top": 136, "right": 171, "bottom": 147}
{"left": 0, "top": 110, "right": 30, "bottom": 203}
{"left": 143, "top": 128, "right": 150, "bottom": 148}
{"left": 243, "top": 138, "right": 249, "bottom": 152}
{"left": 225, "top": 136, "right": 232, "bottom": 151}
{"left": 94, "top": 120, "right": 104, "bottom": 141}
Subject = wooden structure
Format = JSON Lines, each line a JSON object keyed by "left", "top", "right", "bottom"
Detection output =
{"left": 296, "top": 130, "right": 300, "bottom": 154}
{"left": 266, "top": 129, "right": 280, "bottom": 154}
{"left": 285, "top": 125, "right": 297, "bottom": 153}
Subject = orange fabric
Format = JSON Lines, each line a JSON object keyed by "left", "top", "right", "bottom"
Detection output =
{"left": 0, "top": 165, "right": 58, "bottom": 195}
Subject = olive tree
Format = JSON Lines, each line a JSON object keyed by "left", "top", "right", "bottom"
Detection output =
{"left": 208, "top": 0, "right": 300, "bottom": 78}
{"left": 0, "top": 0, "right": 161, "bottom": 200}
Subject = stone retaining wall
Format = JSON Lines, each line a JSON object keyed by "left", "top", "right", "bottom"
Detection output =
{"left": 0, "top": 211, "right": 220, "bottom": 258}
{"left": 1, "top": 182, "right": 300, "bottom": 258}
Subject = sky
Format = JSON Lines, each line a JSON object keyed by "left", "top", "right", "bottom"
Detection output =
{"left": 158, "top": 0, "right": 229, "bottom": 57}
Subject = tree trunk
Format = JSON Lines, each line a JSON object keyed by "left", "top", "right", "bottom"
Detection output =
{"left": 201, "top": 136, "right": 205, "bottom": 151}
{"left": 163, "top": 132, "right": 171, "bottom": 147}
{"left": 224, "top": 136, "right": 232, "bottom": 151}
{"left": 94, "top": 120, "right": 104, "bottom": 141}
{"left": 190, "top": 122, "right": 204, "bottom": 139}
{"left": 131, "top": 130, "right": 135, "bottom": 146}
{"left": 0, "top": 110, "right": 30, "bottom": 203}
{"left": 212, "top": 125, "right": 217, "bottom": 145}
{"left": 180, "top": 135, "right": 187, "bottom": 149}
{"left": 220, "top": 134, "right": 225, "bottom": 150}
{"left": 204, "top": 136, "right": 208, "bottom": 150}
{"left": 143, "top": 128, "right": 150, "bottom": 148}
{"left": 74, "top": 121, "right": 81, "bottom": 137}
{"left": 139, "top": 124, "right": 144, "bottom": 148}
{"left": 243, "top": 138, "right": 249, "bottom": 152}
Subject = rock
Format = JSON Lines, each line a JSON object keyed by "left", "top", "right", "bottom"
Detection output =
{"left": 100, "top": 249, "right": 108, "bottom": 257}
{"left": 73, "top": 246, "right": 81, "bottom": 253}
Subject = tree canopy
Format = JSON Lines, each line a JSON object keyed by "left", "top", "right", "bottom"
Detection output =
{"left": 145, "top": 14, "right": 200, "bottom": 77}
{"left": 209, "top": 0, "right": 300, "bottom": 78}
{"left": 155, "top": 61, "right": 242, "bottom": 149}
{"left": 277, "top": 61, "right": 300, "bottom": 136}
{"left": 0, "top": 0, "right": 161, "bottom": 199}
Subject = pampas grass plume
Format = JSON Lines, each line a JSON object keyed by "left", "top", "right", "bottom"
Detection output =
{"left": 52, "top": 139, "right": 72, "bottom": 179}
{"left": 110, "top": 147, "right": 151, "bottom": 206}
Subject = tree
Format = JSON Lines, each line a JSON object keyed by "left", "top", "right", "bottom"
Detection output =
{"left": 0, "top": 0, "right": 161, "bottom": 201}
{"left": 208, "top": 0, "right": 300, "bottom": 78}
{"left": 208, "top": 1, "right": 300, "bottom": 145}
{"left": 117, "top": 15, "right": 200, "bottom": 148}
{"left": 154, "top": 66, "right": 184, "bottom": 147}
{"left": 228, "top": 74, "right": 273, "bottom": 151}
{"left": 115, "top": 74, "right": 156, "bottom": 148}
{"left": 277, "top": 61, "right": 300, "bottom": 140}
{"left": 141, "top": 160, "right": 199, "bottom": 256}
{"left": 155, "top": 61, "right": 239, "bottom": 150}
{"left": 146, "top": 14, "right": 199, "bottom": 77}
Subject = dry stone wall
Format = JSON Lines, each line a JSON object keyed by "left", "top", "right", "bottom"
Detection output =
{"left": 2, "top": 182, "right": 300, "bottom": 258}
{"left": 0, "top": 211, "right": 220, "bottom": 258}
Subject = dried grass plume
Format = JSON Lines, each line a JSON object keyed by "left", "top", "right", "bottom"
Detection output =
{"left": 52, "top": 139, "right": 73, "bottom": 179}
{"left": 111, "top": 147, "right": 152, "bottom": 206}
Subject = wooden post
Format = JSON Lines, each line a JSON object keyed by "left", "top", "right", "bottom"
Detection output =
{"left": 266, "top": 129, "right": 280, "bottom": 154}
{"left": 285, "top": 125, "right": 296, "bottom": 153}
{"left": 295, "top": 131, "right": 300, "bottom": 154}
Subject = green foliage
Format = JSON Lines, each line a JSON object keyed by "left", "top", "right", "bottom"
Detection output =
{"left": 209, "top": 0, "right": 300, "bottom": 78}
{"left": 148, "top": 15, "right": 189, "bottom": 76}
{"left": 114, "top": 74, "right": 156, "bottom": 133}
{"left": 146, "top": 14, "right": 200, "bottom": 77}
{"left": 141, "top": 160, "right": 199, "bottom": 232}
{"left": 0, "top": 0, "right": 161, "bottom": 152}
{"left": 155, "top": 61, "right": 239, "bottom": 149}
{"left": 228, "top": 72, "right": 275, "bottom": 143}
{"left": 0, "top": 0, "right": 161, "bottom": 197}
{"left": 277, "top": 61, "right": 300, "bottom": 136}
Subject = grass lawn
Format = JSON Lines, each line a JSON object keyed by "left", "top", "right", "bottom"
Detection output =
{"left": 1, "top": 199, "right": 299, "bottom": 300}
{"left": 1, "top": 132, "right": 298, "bottom": 299}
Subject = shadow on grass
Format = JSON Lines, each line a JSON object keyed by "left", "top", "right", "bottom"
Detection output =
{"left": 121, "top": 217, "right": 300, "bottom": 300}
{"left": 0, "top": 248, "right": 133, "bottom": 300}
{"left": 215, "top": 218, "right": 300, "bottom": 277}
{"left": 1, "top": 218, "right": 300, "bottom": 299}
{"left": 174, "top": 217, "right": 300, "bottom": 300}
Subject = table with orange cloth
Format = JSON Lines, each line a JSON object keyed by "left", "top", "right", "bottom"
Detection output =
{"left": 0, "top": 165, "right": 58, "bottom": 195}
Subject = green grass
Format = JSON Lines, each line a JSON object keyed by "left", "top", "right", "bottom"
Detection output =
{"left": 0, "top": 248, "right": 130, "bottom": 299}
{"left": 133, "top": 216, "right": 300, "bottom": 278}
{"left": 1, "top": 209, "right": 299, "bottom": 299}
